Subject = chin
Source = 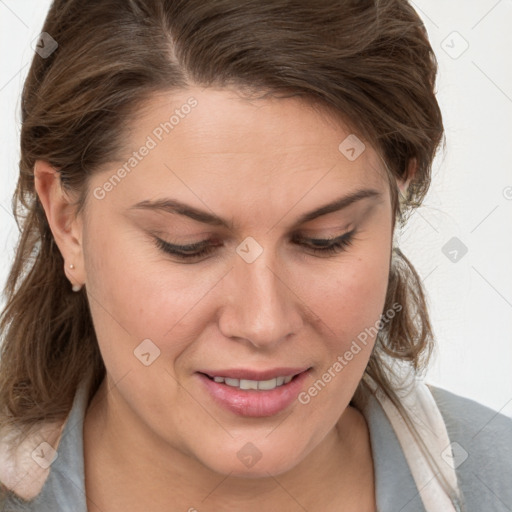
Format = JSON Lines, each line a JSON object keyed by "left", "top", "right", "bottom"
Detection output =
{"left": 191, "top": 440, "right": 306, "bottom": 479}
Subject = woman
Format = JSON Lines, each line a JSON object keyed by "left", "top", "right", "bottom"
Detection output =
{"left": 0, "top": 1, "right": 510, "bottom": 511}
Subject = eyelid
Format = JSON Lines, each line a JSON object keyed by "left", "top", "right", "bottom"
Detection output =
{"left": 154, "top": 230, "right": 352, "bottom": 250}
{"left": 292, "top": 227, "right": 354, "bottom": 243}
{"left": 156, "top": 237, "right": 219, "bottom": 252}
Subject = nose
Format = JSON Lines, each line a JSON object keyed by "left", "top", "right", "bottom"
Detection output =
{"left": 218, "top": 249, "right": 304, "bottom": 350}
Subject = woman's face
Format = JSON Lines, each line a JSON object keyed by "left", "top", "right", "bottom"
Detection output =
{"left": 81, "top": 88, "right": 394, "bottom": 476}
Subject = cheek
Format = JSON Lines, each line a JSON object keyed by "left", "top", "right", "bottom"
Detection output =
{"left": 295, "top": 238, "right": 391, "bottom": 426}
{"left": 301, "top": 235, "right": 391, "bottom": 350}
{"left": 82, "top": 218, "right": 226, "bottom": 364}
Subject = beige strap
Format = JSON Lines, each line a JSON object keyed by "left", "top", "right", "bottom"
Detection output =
{"left": 0, "top": 420, "right": 66, "bottom": 501}
{"left": 363, "top": 373, "right": 463, "bottom": 511}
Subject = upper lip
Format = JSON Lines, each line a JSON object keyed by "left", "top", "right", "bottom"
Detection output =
{"left": 198, "top": 367, "right": 310, "bottom": 381}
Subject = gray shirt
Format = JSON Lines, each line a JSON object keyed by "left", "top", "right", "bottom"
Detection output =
{"left": 2, "top": 382, "right": 511, "bottom": 511}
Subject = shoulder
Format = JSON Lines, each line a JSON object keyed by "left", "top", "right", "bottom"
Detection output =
{"left": 0, "top": 379, "right": 92, "bottom": 510}
{"left": 428, "top": 385, "right": 512, "bottom": 511}
{"left": 429, "top": 386, "right": 512, "bottom": 449}
{"left": 0, "top": 419, "right": 66, "bottom": 503}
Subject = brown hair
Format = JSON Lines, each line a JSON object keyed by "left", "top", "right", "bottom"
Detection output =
{"left": 1, "top": 0, "right": 443, "bottom": 494}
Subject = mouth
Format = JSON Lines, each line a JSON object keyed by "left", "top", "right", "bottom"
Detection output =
{"left": 196, "top": 367, "right": 311, "bottom": 417}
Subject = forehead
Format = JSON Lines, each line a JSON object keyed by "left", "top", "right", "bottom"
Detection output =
{"left": 129, "top": 87, "right": 382, "bottom": 166}
{"left": 89, "top": 87, "right": 389, "bottom": 221}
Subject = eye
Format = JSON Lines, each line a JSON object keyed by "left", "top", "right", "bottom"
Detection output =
{"left": 292, "top": 229, "right": 356, "bottom": 256}
{"left": 154, "top": 237, "right": 221, "bottom": 262}
{"left": 153, "top": 229, "right": 357, "bottom": 263}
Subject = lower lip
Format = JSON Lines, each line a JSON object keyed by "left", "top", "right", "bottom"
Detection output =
{"left": 197, "top": 370, "right": 310, "bottom": 417}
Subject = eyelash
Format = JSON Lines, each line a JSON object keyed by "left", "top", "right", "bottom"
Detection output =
{"left": 154, "top": 230, "right": 356, "bottom": 262}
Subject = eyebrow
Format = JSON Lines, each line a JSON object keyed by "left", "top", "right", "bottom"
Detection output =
{"left": 129, "top": 188, "right": 382, "bottom": 230}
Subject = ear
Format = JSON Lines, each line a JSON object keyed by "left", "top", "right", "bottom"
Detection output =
{"left": 396, "top": 157, "right": 417, "bottom": 197}
{"left": 34, "top": 160, "right": 85, "bottom": 290}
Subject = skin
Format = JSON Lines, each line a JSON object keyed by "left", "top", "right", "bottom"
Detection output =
{"left": 35, "top": 87, "right": 409, "bottom": 511}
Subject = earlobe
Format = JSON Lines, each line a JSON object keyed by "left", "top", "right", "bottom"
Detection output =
{"left": 33, "top": 160, "right": 85, "bottom": 290}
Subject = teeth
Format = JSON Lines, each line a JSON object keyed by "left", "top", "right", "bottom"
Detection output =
{"left": 257, "top": 378, "right": 277, "bottom": 390}
{"left": 210, "top": 375, "right": 295, "bottom": 390}
{"left": 240, "top": 379, "right": 258, "bottom": 390}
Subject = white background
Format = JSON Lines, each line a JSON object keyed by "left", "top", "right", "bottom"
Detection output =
{"left": 1, "top": 1, "right": 511, "bottom": 417}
